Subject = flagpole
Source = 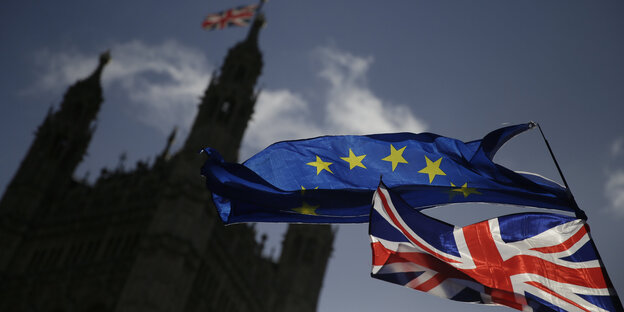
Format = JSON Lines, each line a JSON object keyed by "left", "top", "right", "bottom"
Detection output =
{"left": 534, "top": 122, "right": 587, "bottom": 220}
{"left": 257, "top": 0, "right": 267, "bottom": 12}
{"left": 251, "top": 0, "right": 267, "bottom": 28}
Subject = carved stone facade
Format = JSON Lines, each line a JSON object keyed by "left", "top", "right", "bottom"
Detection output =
{"left": 0, "top": 15, "right": 334, "bottom": 312}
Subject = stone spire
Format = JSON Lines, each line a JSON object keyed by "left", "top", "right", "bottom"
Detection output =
{"left": 0, "top": 51, "right": 109, "bottom": 271}
{"left": 0, "top": 51, "right": 110, "bottom": 220}
{"left": 182, "top": 14, "right": 264, "bottom": 162}
{"left": 274, "top": 224, "right": 336, "bottom": 312}
{"left": 156, "top": 126, "right": 177, "bottom": 164}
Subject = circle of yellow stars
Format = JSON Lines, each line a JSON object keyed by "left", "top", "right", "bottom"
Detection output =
{"left": 297, "top": 144, "right": 482, "bottom": 215}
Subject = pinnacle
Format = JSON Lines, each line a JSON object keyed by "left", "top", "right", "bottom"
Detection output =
{"left": 245, "top": 13, "right": 265, "bottom": 45}
{"left": 99, "top": 50, "right": 111, "bottom": 67}
{"left": 88, "top": 50, "right": 111, "bottom": 82}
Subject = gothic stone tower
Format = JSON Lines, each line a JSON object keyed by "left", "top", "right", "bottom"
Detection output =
{"left": 0, "top": 13, "right": 335, "bottom": 312}
{"left": 0, "top": 52, "right": 109, "bottom": 270}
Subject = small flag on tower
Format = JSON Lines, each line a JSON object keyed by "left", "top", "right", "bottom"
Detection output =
{"left": 202, "top": 4, "right": 259, "bottom": 31}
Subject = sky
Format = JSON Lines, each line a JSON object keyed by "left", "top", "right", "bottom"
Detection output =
{"left": 1, "top": 1, "right": 623, "bottom": 311}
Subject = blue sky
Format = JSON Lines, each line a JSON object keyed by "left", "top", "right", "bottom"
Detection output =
{"left": 2, "top": 1, "right": 623, "bottom": 311}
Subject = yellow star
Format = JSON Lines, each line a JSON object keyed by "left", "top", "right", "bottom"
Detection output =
{"left": 447, "top": 182, "right": 460, "bottom": 200}
{"left": 382, "top": 144, "right": 408, "bottom": 172}
{"left": 300, "top": 186, "right": 318, "bottom": 194}
{"left": 418, "top": 156, "right": 446, "bottom": 183}
{"left": 451, "top": 183, "right": 481, "bottom": 198}
{"left": 293, "top": 202, "right": 320, "bottom": 215}
{"left": 340, "top": 148, "right": 367, "bottom": 170}
{"left": 306, "top": 156, "right": 333, "bottom": 175}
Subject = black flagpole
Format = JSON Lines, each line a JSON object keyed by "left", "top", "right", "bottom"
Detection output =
{"left": 533, "top": 122, "right": 587, "bottom": 220}
{"left": 535, "top": 122, "right": 624, "bottom": 310}
{"left": 257, "top": 0, "right": 267, "bottom": 13}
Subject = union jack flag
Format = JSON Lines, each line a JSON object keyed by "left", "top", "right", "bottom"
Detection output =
{"left": 370, "top": 184, "right": 623, "bottom": 311}
{"left": 201, "top": 4, "right": 258, "bottom": 31}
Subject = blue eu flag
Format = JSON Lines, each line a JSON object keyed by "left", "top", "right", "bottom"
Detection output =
{"left": 201, "top": 122, "right": 581, "bottom": 224}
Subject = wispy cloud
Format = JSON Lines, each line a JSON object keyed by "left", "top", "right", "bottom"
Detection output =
{"left": 31, "top": 43, "right": 426, "bottom": 162}
{"left": 317, "top": 47, "right": 426, "bottom": 135}
{"left": 242, "top": 89, "right": 323, "bottom": 154}
{"left": 611, "top": 137, "right": 624, "bottom": 158}
{"left": 605, "top": 137, "right": 624, "bottom": 216}
{"left": 605, "top": 170, "right": 624, "bottom": 216}
{"left": 241, "top": 47, "right": 426, "bottom": 159}
{"left": 30, "top": 40, "right": 212, "bottom": 136}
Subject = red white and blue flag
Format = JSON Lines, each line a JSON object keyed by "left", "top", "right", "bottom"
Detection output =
{"left": 201, "top": 4, "right": 258, "bottom": 31}
{"left": 370, "top": 184, "right": 623, "bottom": 311}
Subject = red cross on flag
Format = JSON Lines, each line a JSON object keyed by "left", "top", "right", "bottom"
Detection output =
{"left": 202, "top": 4, "right": 258, "bottom": 31}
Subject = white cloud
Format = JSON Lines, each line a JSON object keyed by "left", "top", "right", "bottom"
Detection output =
{"left": 318, "top": 47, "right": 426, "bottom": 135}
{"left": 605, "top": 137, "right": 624, "bottom": 216}
{"left": 31, "top": 40, "right": 212, "bottom": 135}
{"left": 605, "top": 171, "right": 624, "bottom": 216}
{"left": 611, "top": 137, "right": 624, "bottom": 158}
{"left": 241, "top": 89, "right": 324, "bottom": 159}
{"left": 32, "top": 50, "right": 100, "bottom": 92}
{"left": 241, "top": 47, "right": 426, "bottom": 159}
{"left": 33, "top": 43, "right": 425, "bottom": 161}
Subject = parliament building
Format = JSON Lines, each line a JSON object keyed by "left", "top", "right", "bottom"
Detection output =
{"left": 0, "top": 14, "right": 335, "bottom": 312}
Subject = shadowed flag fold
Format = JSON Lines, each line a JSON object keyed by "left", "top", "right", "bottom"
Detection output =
{"left": 201, "top": 123, "right": 582, "bottom": 224}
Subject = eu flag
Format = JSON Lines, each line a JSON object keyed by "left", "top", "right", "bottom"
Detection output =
{"left": 201, "top": 122, "right": 582, "bottom": 224}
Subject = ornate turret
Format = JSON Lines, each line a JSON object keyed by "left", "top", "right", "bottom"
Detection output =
{"left": 274, "top": 224, "right": 336, "bottom": 312}
{"left": 0, "top": 52, "right": 109, "bottom": 271}
{"left": 0, "top": 51, "right": 110, "bottom": 220}
{"left": 155, "top": 127, "right": 177, "bottom": 164}
{"left": 183, "top": 14, "right": 265, "bottom": 162}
